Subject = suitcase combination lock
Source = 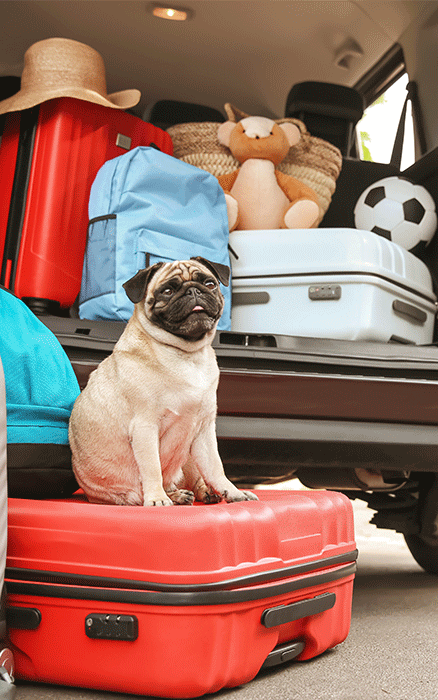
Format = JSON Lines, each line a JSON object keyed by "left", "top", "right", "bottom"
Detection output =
{"left": 85, "top": 613, "right": 138, "bottom": 641}
{"left": 308, "top": 284, "right": 342, "bottom": 300}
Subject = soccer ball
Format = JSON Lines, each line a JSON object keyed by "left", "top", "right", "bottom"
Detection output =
{"left": 354, "top": 176, "right": 437, "bottom": 253}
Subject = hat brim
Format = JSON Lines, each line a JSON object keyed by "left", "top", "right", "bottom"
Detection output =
{"left": 0, "top": 86, "right": 141, "bottom": 115}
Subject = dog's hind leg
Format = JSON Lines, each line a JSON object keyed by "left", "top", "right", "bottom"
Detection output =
{"left": 165, "top": 471, "right": 194, "bottom": 504}
{"left": 165, "top": 487, "right": 195, "bottom": 505}
{"left": 190, "top": 423, "right": 258, "bottom": 503}
{"left": 163, "top": 468, "right": 195, "bottom": 505}
{"left": 181, "top": 461, "right": 221, "bottom": 503}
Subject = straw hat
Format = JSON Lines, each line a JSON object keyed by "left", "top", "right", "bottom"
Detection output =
{"left": 0, "top": 37, "right": 141, "bottom": 115}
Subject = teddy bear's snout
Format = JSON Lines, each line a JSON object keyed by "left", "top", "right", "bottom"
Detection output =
{"left": 241, "top": 116, "right": 276, "bottom": 140}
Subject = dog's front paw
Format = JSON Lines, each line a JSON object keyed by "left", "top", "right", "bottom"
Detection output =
{"left": 144, "top": 495, "right": 174, "bottom": 507}
{"left": 241, "top": 490, "right": 259, "bottom": 501}
{"left": 222, "top": 489, "right": 259, "bottom": 503}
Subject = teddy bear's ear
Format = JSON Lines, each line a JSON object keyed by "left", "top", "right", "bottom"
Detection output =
{"left": 279, "top": 122, "right": 302, "bottom": 148}
{"left": 224, "top": 103, "right": 249, "bottom": 122}
{"left": 218, "top": 120, "right": 236, "bottom": 147}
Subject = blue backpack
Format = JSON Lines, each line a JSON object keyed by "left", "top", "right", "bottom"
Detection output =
{"left": 0, "top": 288, "right": 80, "bottom": 498}
{"left": 79, "top": 146, "right": 231, "bottom": 329}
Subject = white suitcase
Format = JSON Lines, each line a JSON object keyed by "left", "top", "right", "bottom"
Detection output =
{"left": 229, "top": 228, "right": 437, "bottom": 344}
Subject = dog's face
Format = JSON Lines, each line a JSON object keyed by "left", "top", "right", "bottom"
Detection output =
{"left": 123, "top": 257, "right": 230, "bottom": 341}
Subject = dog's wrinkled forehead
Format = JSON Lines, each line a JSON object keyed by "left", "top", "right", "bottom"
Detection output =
{"left": 152, "top": 260, "right": 204, "bottom": 288}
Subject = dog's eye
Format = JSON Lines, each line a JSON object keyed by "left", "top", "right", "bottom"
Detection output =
{"left": 204, "top": 279, "right": 217, "bottom": 289}
{"left": 162, "top": 288, "right": 174, "bottom": 296}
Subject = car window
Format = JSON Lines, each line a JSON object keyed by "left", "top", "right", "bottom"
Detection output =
{"left": 356, "top": 73, "right": 415, "bottom": 169}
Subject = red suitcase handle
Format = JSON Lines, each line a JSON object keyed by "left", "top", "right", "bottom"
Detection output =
{"left": 261, "top": 591, "right": 336, "bottom": 628}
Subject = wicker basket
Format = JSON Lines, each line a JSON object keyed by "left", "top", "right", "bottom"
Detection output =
{"left": 167, "top": 116, "right": 342, "bottom": 225}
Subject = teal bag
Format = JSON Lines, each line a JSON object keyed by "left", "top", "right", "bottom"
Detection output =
{"left": 0, "top": 288, "right": 80, "bottom": 497}
{"left": 79, "top": 146, "right": 231, "bottom": 329}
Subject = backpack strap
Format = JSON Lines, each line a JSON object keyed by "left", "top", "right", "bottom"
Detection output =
{"left": 390, "top": 81, "right": 427, "bottom": 169}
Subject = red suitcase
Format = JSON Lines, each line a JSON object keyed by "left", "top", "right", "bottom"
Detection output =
{"left": 6, "top": 490, "right": 356, "bottom": 698}
{"left": 0, "top": 97, "right": 173, "bottom": 314}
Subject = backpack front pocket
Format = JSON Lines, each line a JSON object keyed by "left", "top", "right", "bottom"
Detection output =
{"left": 80, "top": 215, "right": 117, "bottom": 303}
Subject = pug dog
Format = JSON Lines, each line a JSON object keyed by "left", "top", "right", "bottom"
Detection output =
{"left": 69, "top": 257, "right": 258, "bottom": 507}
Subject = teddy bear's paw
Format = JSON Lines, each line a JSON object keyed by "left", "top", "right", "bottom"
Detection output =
{"left": 224, "top": 193, "right": 239, "bottom": 231}
{"left": 284, "top": 199, "right": 320, "bottom": 229}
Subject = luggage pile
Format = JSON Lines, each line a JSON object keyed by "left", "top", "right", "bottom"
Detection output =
{"left": 2, "top": 32, "right": 437, "bottom": 700}
{"left": 0, "top": 39, "right": 436, "bottom": 344}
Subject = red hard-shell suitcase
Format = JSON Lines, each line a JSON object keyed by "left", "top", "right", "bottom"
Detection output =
{"left": 6, "top": 490, "right": 356, "bottom": 698}
{"left": 0, "top": 97, "right": 173, "bottom": 314}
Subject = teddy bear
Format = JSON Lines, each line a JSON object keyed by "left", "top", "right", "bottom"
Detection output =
{"left": 217, "top": 104, "right": 321, "bottom": 231}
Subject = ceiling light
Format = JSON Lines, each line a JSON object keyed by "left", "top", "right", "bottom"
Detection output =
{"left": 150, "top": 4, "right": 193, "bottom": 21}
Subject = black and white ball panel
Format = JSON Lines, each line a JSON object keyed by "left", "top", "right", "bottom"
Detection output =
{"left": 354, "top": 176, "right": 437, "bottom": 253}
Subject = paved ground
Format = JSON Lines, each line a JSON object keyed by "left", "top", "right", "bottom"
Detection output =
{"left": 10, "top": 490, "right": 438, "bottom": 700}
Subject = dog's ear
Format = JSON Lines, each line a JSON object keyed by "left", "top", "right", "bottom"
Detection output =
{"left": 123, "top": 263, "right": 164, "bottom": 303}
{"left": 191, "top": 257, "right": 230, "bottom": 287}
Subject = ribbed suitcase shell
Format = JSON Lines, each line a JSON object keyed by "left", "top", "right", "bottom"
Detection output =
{"left": 0, "top": 97, "right": 173, "bottom": 312}
{"left": 6, "top": 490, "right": 356, "bottom": 698}
{"left": 230, "top": 228, "right": 437, "bottom": 344}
